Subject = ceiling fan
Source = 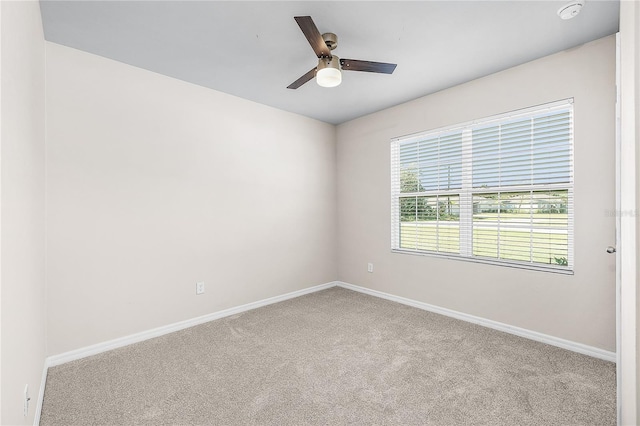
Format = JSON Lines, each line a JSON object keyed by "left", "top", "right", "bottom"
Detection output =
{"left": 287, "top": 16, "right": 397, "bottom": 89}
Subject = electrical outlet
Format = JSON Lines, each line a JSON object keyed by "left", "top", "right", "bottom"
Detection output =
{"left": 367, "top": 262, "right": 374, "bottom": 273}
{"left": 196, "top": 281, "right": 205, "bottom": 295}
{"left": 23, "top": 384, "right": 30, "bottom": 417}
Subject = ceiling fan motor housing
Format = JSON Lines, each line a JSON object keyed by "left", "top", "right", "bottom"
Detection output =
{"left": 318, "top": 55, "right": 341, "bottom": 71}
{"left": 322, "top": 33, "right": 338, "bottom": 51}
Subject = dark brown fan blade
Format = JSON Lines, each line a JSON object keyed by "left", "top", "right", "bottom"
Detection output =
{"left": 287, "top": 67, "right": 317, "bottom": 89}
{"left": 340, "top": 59, "right": 397, "bottom": 74}
{"left": 294, "top": 16, "right": 330, "bottom": 58}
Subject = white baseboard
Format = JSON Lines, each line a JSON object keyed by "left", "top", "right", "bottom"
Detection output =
{"left": 46, "top": 281, "right": 338, "bottom": 367}
{"left": 44, "top": 278, "right": 615, "bottom": 372}
{"left": 336, "top": 281, "right": 616, "bottom": 363}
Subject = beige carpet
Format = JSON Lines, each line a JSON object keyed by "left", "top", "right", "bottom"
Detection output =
{"left": 40, "top": 287, "right": 616, "bottom": 425}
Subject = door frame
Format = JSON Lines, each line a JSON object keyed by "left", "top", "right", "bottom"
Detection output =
{"left": 616, "top": 9, "right": 638, "bottom": 423}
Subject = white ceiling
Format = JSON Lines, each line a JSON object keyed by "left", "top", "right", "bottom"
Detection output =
{"left": 39, "top": 1, "right": 620, "bottom": 124}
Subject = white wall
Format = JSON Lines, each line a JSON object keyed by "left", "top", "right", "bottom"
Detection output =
{"left": 0, "top": 1, "right": 47, "bottom": 424}
{"left": 337, "top": 36, "right": 616, "bottom": 351}
{"left": 45, "top": 43, "right": 337, "bottom": 356}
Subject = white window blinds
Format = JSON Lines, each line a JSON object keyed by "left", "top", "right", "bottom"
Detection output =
{"left": 391, "top": 99, "right": 574, "bottom": 272}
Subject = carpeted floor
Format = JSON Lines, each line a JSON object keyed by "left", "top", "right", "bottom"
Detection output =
{"left": 40, "top": 287, "right": 616, "bottom": 425}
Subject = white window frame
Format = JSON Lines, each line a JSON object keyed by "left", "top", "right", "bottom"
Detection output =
{"left": 391, "top": 99, "right": 574, "bottom": 274}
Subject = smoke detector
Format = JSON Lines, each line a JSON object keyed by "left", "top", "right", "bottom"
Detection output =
{"left": 557, "top": 1, "right": 585, "bottom": 20}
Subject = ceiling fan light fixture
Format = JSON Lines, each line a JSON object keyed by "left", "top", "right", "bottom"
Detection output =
{"left": 317, "top": 56, "right": 341, "bottom": 88}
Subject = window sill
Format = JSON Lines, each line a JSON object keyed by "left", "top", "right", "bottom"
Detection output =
{"left": 391, "top": 249, "right": 574, "bottom": 275}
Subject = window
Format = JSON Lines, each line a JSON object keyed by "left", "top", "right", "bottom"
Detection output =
{"left": 391, "top": 99, "right": 574, "bottom": 273}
